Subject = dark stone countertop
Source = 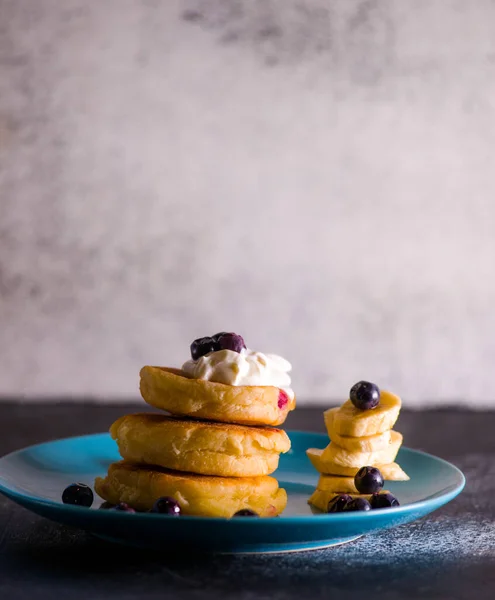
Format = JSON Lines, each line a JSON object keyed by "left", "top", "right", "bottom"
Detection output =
{"left": 0, "top": 402, "right": 493, "bottom": 600}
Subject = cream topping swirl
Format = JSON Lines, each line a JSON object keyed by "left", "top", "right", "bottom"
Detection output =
{"left": 181, "top": 348, "right": 294, "bottom": 400}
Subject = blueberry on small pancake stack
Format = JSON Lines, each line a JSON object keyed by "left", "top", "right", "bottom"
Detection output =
{"left": 95, "top": 333, "right": 295, "bottom": 518}
{"left": 306, "top": 382, "right": 407, "bottom": 513}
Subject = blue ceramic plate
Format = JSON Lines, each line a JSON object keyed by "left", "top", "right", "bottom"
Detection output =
{"left": 0, "top": 431, "right": 464, "bottom": 554}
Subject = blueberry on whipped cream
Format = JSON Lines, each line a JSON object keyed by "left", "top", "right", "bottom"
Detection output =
{"left": 190, "top": 332, "right": 246, "bottom": 360}
{"left": 184, "top": 333, "right": 294, "bottom": 401}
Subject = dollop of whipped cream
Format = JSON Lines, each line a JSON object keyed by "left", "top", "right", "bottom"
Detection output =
{"left": 181, "top": 348, "right": 294, "bottom": 400}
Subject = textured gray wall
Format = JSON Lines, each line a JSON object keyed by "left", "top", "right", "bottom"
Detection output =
{"left": 1, "top": 1, "right": 495, "bottom": 406}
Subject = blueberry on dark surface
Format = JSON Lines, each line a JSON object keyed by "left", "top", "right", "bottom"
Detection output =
{"left": 370, "top": 492, "right": 400, "bottom": 509}
{"left": 342, "top": 497, "right": 372, "bottom": 512}
{"left": 349, "top": 381, "right": 380, "bottom": 410}
{"left": 216, "top": 332, "right": 246, "bottom": 353}
{"left": 62, "top": 483, "right": 94, "bottom": 507}
{"left": 354, "top": 466, "right": 384, "bottom": 494}
{"left": 233, "top": 509, "right": 259, "bottom": 517}
{"left": 99, "top": 501, "right": 115, "bottom": 510}
{"left": 151, "top": 496, "right": 181, "bottom": 516}
{"left": 111, "top": 502, "right": 136, "bottom": 513}
{"left": 190, "top": 336, "right": 218, "bottom": 360}
{"left": 327, "top": 494, "right": 353, "bottom": 513}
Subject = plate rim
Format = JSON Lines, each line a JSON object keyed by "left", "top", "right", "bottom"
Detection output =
{"left": 0, "top": 430, "right": 466, "bottom": 524}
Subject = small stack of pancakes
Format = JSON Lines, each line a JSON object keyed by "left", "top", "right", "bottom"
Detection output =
{"left": 306, "top": 389, "right": 409, "bottom": 511}
{"left": 95, "top": 366, "right": 295, "bottom": 517}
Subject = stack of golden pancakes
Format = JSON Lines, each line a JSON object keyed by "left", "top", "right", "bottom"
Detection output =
{"left": 306, "top": 384, "right": 409, "bottom": 512}
{"left": 95, "top": 334, "right": 296, "bottom": 518}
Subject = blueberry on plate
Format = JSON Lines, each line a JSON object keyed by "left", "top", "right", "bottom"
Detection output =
{"left": 190, "top": 336, "right": 218, "bottom": 360}
{"left": 151, "top": 496, "right": 181, "bottom": 516}
{"left": 370, "top": 492, "right": 400, "bottom": 509}
{"left": 216, "top": 333, "right": 246, "bottom": 353}
{"left": 327, "top": 494, "right": 353, "bottom": 513}
{"left": 349, "top": 381, "right": 380, "bottom": 410}
{"left": 342, "top": 497, "right": 372, "bottom": 512}
{"left": 354, "top": 466, "right": 384, "bottom": 494}
{"left": 62, "top": 483, "right": 94, "bottom": 507}
{"left": 233, "top": 509, "right": 259, "bottom": 517}
{"left": 111, "top": 502, "right": 136, "bottom": 513}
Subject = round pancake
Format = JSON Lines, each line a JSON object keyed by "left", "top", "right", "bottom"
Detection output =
{"left": 140, "top": 366, "right": 296, "bottom": 426}
{"left": 94, "top": 461, "right": 287, "bottom": 518}
{"left": 110, "top": 413, "right": 291, "bottom": 477}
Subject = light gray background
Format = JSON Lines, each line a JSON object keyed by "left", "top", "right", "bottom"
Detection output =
{"left": 1, "top": 1, "right": 494, "bottom": 406}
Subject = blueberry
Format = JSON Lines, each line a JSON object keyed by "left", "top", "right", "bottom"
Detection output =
{"left": 62, "top": 483, "right": 94, "bottom": 507}
{"left": 233, "top": 509, "right": 259, "bottom": 517}
{"left": 216, "top": 333, "right": 246, "bottom": 353}
{"left": 354, "top": 466, "right": 384, "bottom": 494}
{"left": 190, "top": 336, "right": 217, "bottom": 360}
{"left": 111, "top": 502, "right": 136, "bottom": 513}
{"left": 327, "top": 494, "right": 353, "bottom": 513}
{"left": 212, "top": 332, "right": 229, "bottom": 341}
{"left": 370, "top": 492, "right": 400, "bottom": 509}
{"left": 151, "top": 496, "right": 181, "bottom": 516}
{"left": 349, "top": 381, "right": 380, "bottom": 410}
{"left": 99, "top": 501, "right": 115, "bottom": 510}
{"left": 342, "top": 497, "right": 372, "bottom": 512}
